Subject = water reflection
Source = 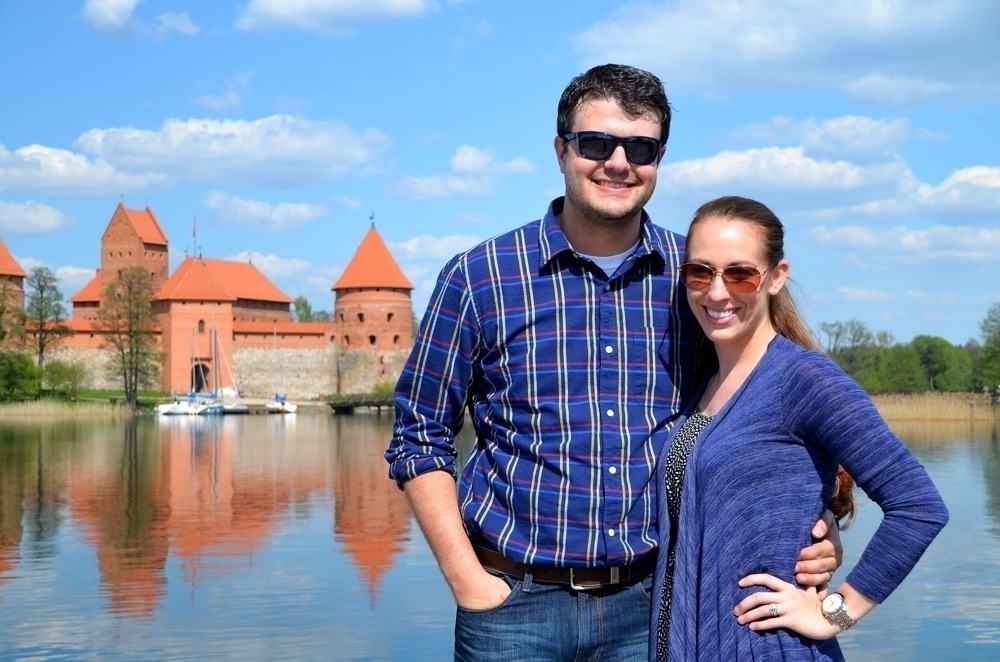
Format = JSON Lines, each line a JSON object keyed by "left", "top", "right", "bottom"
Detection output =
{"left": 1, "top": 415, "right": 998, "bottom": 660}
{"left": 0, "top": 414, "right": 411, "bottom": 621}
{"left": 332, "top": 416, "right": 411, "bottom": 597}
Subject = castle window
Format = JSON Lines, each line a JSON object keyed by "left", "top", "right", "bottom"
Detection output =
{"left": 198, "top": 320, "right": 205, "bottom": 333}
{"left": 358, "top": 312, "right": 365, "bottom": 323}
{"left": 339, "top": 313, "right": 345, "bottom": 323}
{"left": 344, "top": 336, "right": 350, "bottom": 346}
{"left": 393, "top": 335, "right": 400, "bottom": 345}
{"left": 369, "top": 335, "right": 376, "bottom": 345}
{"left": 387, "top": 312, "right": 394, "bottom": 322}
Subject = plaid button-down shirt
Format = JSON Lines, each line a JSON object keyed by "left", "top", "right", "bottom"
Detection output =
{"left": 387, "top": 198, "right": 703, "bottom": 567}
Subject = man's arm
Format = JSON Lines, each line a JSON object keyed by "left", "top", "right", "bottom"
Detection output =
{"left": 794, "top": 510, "right": 843, "bottom": 587}
{"left": 404, "top": 470, "right": 510, "bottom": 609}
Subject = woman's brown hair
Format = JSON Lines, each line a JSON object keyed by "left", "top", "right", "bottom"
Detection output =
{"left": 688, "top": 195, "right": 856, "bottom": 528}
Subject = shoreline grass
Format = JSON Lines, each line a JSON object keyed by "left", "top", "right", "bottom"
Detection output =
{"left": 0, "top": 399, "right": 131, "bottom": 418}
{"left": 872, "top": 391, "right": 998, "bottom": 421}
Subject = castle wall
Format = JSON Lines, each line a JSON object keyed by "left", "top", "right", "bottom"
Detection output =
{"left": 337, "top": 347, "right": 410, "bottom": 394}
{"left": 233, "top": 346, "right": 338, "bottom": 399}
{"left": 47, "top": 346, "right": 117, "bottom": 390}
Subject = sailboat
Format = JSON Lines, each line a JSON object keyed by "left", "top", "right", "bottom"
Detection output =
{"left": 156, "top": 321, "right": 246, "bottom": 415}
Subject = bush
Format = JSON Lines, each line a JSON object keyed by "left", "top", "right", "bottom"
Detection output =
{"left": 0, "top": 351, "right": 41, "bottom": 402}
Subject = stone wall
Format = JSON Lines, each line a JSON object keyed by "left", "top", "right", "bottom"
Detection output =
{"left": 47, "top": 346, "right": 117, "bottom": 390}
{"left": 233, "top": 346, "right": 338, "bottom": 399}
{"left": 337, "top": 348, "right": 410, "bottom": 394}
{"left": 45, "top": 342, "right": 410, "bottom": 399}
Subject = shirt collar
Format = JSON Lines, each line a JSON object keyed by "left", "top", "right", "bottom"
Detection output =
{"left": 538, "top": 197, "right": 668, "bottom": 271}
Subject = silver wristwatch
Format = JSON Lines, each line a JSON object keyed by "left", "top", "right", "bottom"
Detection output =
{"left": 821, "top": 592, "right": 857, "bottom": 630}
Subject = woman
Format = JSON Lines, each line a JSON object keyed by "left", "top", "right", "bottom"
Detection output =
{"left": 650, "top": 196, "right": 948, "bottom": 661}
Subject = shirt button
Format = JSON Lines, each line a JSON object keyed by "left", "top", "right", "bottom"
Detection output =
{"left": 605, "top": 345, "right": 613, "bottom": 354}
{"left": 606, "top": 409, "right": 615, "bottom": 417}
{"left": 609, "top": 466, "right": 617, "bottom": 475}
{"left": 608, "top": 529, "right": 616, "bottom": 537}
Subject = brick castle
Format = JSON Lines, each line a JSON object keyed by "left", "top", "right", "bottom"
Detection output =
{"left": 0, "top": 203, "right": 415, "bottom": 398}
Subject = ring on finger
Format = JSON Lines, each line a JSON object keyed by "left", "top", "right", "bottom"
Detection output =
{"left": 768, "top": 603, "right": 778, "bottom": 618}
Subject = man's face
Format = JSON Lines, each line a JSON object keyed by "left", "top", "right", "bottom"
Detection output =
{"left": 555, "top": 98, "right": 663, "bottom": 230}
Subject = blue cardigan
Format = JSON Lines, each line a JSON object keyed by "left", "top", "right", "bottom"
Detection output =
{"left": 649, "top": 335, "right": 949, "bottom": 661}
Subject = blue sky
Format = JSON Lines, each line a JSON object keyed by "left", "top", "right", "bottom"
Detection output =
{"left": 0, "top": 0, "right": 997, "bottom": 346}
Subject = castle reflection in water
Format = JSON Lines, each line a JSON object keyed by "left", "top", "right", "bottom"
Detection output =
{"left": 0, "top": 413, "right": 411, "bottom": 619}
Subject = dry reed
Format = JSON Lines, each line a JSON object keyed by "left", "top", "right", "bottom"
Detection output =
{"left": 871, "top": 391, "right": 998, "bottom": 421}
{"left": 0, "top": 400, "right": 128, "bottom": 418}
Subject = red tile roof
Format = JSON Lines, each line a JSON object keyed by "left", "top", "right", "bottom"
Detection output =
{"left": 68, "top": 271, "right": 102, "bottom": 303}
{"left": 0, "top": 238, "right": 26, "bottom": 277}
{"left": 157, "top": 257, "right": 292, "bottom": 304}
{"left": 120, "top": 204, "right": 168, "bottom": 246}
{"left": 333, "top": 225, "right": 412, "bottom": 291}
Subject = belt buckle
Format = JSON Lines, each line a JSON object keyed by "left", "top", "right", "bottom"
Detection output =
{"left": 569, "top": 566, "right": 619, "bottom": 591}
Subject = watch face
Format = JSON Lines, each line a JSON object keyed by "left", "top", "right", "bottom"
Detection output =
{"left": 822, "top": 593, "right": 844, "bottom": 613}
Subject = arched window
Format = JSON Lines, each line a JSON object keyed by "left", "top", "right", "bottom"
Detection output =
{"left": 198, "top": 320, "right": 205, "bottom": 333}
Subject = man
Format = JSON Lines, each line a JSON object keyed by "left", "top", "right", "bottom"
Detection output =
{"left": 386, "top": 64, "right": 839, "bottom": 661}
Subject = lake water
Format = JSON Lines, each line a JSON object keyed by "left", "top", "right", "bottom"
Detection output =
{"left": 0, "top": 412, "right": 997, "bottom": 661}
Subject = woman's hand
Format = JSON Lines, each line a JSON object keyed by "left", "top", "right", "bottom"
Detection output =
{"left": 734, "top": 573, "right": 841, "bottom": 640}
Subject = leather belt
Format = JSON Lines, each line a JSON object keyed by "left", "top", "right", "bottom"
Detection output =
{"left": 472, "top": 544, "right": 656, "bottom": 590}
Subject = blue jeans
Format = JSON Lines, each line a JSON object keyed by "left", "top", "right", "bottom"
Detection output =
{"left": 454, "top": 570, "right": 652, "bottom": 662}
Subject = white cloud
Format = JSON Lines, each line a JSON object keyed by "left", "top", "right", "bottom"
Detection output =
{"left": 75, "top": 115, "right": 391, "bottom": 187}
{"left": 916, "top": 167, "right": 1000, "bottom": 209}
{"left": 392, "top": 234, "right": 482, "bottom": 260}
{"left": 396, "top": 146, "right": 535, "bottom": 199}
{"left": 152, "top": 11, "right": 199, "bottom": 38}
{"left": 236, "top": 0, "right": 431, "bottom": 34}
{"left": 225, "top": 251, "right": 314, "bottom": 279}
{"left": 836, "top": 286, "right": 893, "bottom": 303}
{"left": 195, "top": 91, "right": 242, "bottom": 111}
{"left": 661, "top": 147, "right": 912, "bottom": 194}
{"left": 735, "top": 116, "right": 912, "bottom": 161}
{"left": 0, "top": 143, "right": 171, "bottom": 195}
{"left": 194, "top": 72, "right": 253, "bottom": 111}
{"left": 335, "top": 196, "right": 363, "bottom": 211}
{"left": 81, "top": 0, "right": 140, "bottom": 33}
{"left": 809, "top": 224, "right": 1000, "bottom": 263}
{"left": 81, "top": 2, "right": 198, "bottom": 40}
{"left": 204, "top": 191, "right": 327, "bottom": 231}
{"left": 0, "top": 199, "right": 71, "bottom": 233}
{"left": 574, "top": 0, "right": 1000, "bottom": 104}
{"left": 395, "top": 174, "right": 495, "bottom": 198}
{"left": 451, "top": 146, "right": 535, "bottom": 175}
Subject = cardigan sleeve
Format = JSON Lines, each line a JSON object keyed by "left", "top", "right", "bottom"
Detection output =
{"left": 780, "top": 347, "right": 949, "bottom": 604}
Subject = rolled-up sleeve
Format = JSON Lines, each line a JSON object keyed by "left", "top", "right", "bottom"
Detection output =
{"left": 385, "top": 254, "right": 480, "bottom": 486}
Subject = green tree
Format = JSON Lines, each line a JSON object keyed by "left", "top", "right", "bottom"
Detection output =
{"left": 292, "top": 295, "right": 314, "bottom": 322}
{"left": 95, "top": 266, "right": 160, "bottom": 408}
{"left": 912, "top": 335, "right": 952, "bottom": 390}
{"left": 980, "top": 303, "right": 1000, "bottom": 387}
{"left": 24, "top": 266, "right": 73, "bottom": 369}
{"left": 43, "top": 359, "right": 88, "bottom": 399}
{"left": 0, "top": 351, "right": 41, "bottom": 401}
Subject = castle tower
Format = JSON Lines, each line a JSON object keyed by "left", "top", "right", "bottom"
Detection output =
{"left": 69, "top": 203, "right": 169, "bottom": 320}
{"left": 101, "top": 203, "right": 169, "bottom": 292}
{"left": 0, "top": 237, "right": 26, "bottom": 310}
{"left": 332, "top": 224, "right": 413, "bottom": 353}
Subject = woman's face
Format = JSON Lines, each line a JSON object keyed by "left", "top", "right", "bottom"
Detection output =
{"left": 683, "top": 216, "right": 788, "bottom": 350}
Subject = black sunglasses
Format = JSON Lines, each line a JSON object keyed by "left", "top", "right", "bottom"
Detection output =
{"left": 561, "top": 131, "right": 663, "bottom": 166}
{"left": 679, "top": 263, "right": 771, "bottom": 294}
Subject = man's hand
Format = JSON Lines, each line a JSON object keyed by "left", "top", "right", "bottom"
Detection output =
{"left": 453, "top": 569, "right": 513, "bottom": 610}
{"left": 794, "top": 510, "right": 843, "bottom": 588}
